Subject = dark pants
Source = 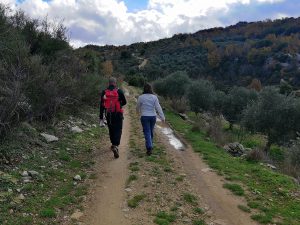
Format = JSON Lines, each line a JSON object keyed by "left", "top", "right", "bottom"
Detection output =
{"left": 106, "top": 113, "right": 123, "bottom": 146}
{"left": 141, "top": 116, "right": 156, "bottom": 151}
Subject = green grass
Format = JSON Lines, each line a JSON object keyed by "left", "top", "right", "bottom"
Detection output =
{"left": 127, "top": 194, "right": 146, "bottom": 208}
{"left": 193, "top": 207, "right": 204, "bottom": 214}
{"left": 238, "top": 205, "right": 251, "bottom": 213}
{"left": 193, "top": 220, "right": 206, "bottom": 225}
{"left": 223, "top": 183, "right": 245, "bottom": 196}
{"left": 154, "top": 211, "right": 176, "bottom": 225}
{"left": 0, "top": 107, "right": 106, "bottom": 224}
{"left": 183, "top": 193, "right": 198, "bottom": 206}
{"left": 126, "top": 174, "right": 138, "bottom": 186}
{"left": 166, "top": 111, "right": 300, "bottom": 225}
{"left": 39, "top": 208, "right": 56, "bottom": 218}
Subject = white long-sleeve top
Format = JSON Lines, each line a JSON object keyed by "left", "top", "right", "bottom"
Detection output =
{"left": 136, "top": 94, "right": 165, "bottom": 121}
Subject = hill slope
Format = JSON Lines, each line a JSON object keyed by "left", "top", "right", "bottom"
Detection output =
{"left": 81, "top": 17, "right": 300, "bottom": 88}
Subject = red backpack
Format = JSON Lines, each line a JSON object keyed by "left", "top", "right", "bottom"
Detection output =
{"left": 103, "top": 89, "right": 123, "bottom": 113}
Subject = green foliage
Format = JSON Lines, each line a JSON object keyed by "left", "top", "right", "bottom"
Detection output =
{"left": 187, "top": 79, "right": 215, "bottom": 114}
{"left": 242, "top": 87, "right": 300, "bottom": 151}
{"left": 154, "top": 211, "right": 176, "bottom": 225}
{"left": 153, "top": 71, "right": 191, "bottom": 100}
{"left": 183, "top": 193, "right": 198, "bottom": 205}
{"left": 127, "top": 194, "right": 146, "bottom": 208}
{"left": 223, "top": 183, "right": 245, "bottom": 196}
{"left": 193, "top": 220, "right": 206, "bottom": 225}
{"left": 222, "top": 86, "right": 258, "bottom": 128}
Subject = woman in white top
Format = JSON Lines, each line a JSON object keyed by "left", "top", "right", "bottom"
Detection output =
{"left": 136, "top": 83, "right": 165, "bottom": 155}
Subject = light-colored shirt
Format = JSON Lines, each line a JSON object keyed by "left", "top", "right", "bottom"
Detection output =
{"left": 136, "top": 94, "right": 165, "bottom": 120}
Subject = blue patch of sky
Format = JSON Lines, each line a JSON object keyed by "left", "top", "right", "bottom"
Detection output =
{"left": 122, "top": 0, "right": 148, "bottom": 12}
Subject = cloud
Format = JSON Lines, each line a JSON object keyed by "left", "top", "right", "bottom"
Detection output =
{"left": 0, "top": 0, "right": 297, "bottom": 47}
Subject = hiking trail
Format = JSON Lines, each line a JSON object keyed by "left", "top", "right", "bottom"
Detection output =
{"left": 81, "top": 86, "right": 257, "bottom": 225}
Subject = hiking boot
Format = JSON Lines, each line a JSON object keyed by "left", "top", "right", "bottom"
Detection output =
{"left": 146, "top": 149, "right": 152, "bottom": 156}
{"left": 112, "top": 146, "right": 119, "bottom": 159}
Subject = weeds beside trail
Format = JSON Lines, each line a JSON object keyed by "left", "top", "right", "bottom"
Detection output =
{"left": 124, "top": 89, "right": 209, "bottom": 225}
{"left": 0, "top": 107, "right": 106, "bottom": 225}
{"left": 166, "top": 111, "right": 300, "bottom": 225}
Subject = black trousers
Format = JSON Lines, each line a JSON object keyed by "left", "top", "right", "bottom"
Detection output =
{"left": 106, "top": 113, "right": 123, "bottom": 146}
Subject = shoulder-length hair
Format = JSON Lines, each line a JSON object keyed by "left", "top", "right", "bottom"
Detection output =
{"left": 143, "top": 83, "right": 153, "bottom": 94}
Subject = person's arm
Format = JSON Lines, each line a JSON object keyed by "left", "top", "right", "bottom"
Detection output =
{"left": 99, "top": 90, "right": 105, "bottom": 120}
{"left": 154, "top": 96, "right": 165, "bottom": 121}
{"left": 118, "top": 89, "right": 127, "bottom": 107}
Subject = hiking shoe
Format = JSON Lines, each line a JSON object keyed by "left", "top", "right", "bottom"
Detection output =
{"left": 146, "top": 149, "right": 152, "bottom": 156}
{"left": 112, "top": 146, "right": 119, "bottom": 159}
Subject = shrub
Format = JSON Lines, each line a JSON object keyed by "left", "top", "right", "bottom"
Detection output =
{"left": 242, "top": 87, "right": 300, "bottom": 152}
{"left": 187, "top": 79, "right": 215, "bottom": 114}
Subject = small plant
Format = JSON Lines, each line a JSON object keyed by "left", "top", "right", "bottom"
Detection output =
{"left": 40, "top": 208, "right": 56, "bottom": 218}
{"left": 126, "top": 174, "right": 138, "bottom": 186}
{"left": 175, "top": 176, "right": 184, "bottom": 182}
{"left": 193, "top": 219, "right": 206, "bottom": 225}
{"left": 193, "top": 207, "right": 204, "bottom": 214}
{"left": 238, "top": 205, "right": 251, "bottom": 213}
{"left": 251, "top": 214, "right": 273, "bottom": 224}
{"left": 183, "top": 193, "right": 198, "bottom": 205}
{"left": 127, "top": 194, "right": 146, "bottom": 208}
{"left": 223, "top": 183, "right": 244, "bottom": 196}
{"left": 129, "top": 162, "right": 140, "bottom": 172}
{"left": 154, "top": 211, "right": 176, "bottom": 225}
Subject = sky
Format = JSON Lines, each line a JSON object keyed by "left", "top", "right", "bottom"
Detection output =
{"left": 1, "top": 0, "right": 300, "bottom": 47}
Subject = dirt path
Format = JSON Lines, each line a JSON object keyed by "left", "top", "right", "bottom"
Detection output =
{"left": 82, "top": 87, "right": 257, "bottom": 225}
{"left": 82, "top": 107, "right": 131, "bottom": 225}
{"left": 157, "top": 122, "right": 258, "bottom": 225}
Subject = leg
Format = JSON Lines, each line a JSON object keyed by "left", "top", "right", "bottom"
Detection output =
{"left": 141, "top": 116, "right": 152, "bottom": 151}
{"left": 106, "top": 115, "right": 114, "bottom": 145}
{"left": 112, "top": 114, "right": 123, "bottom": 146}
{"left": 149, "top": 116, "right": 156, "bottom": 146}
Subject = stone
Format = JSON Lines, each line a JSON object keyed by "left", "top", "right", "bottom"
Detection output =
{"left": 223, "top": 142, "right": 245, "bottom": 157}
{"left": 28, "top": 170, "right": 39, "bottom": 177}
{"left": 73, "top": 175, "right": 82, "bottom": 181}
{"left": 266, "top": 163, "right": 277, "bottom": 170}
{"left": 125, "top": 188, "right": 132, "bottom": 192}
{"left": 21, "top": 171, "right": 29, "bottom": 177}
{"left": 18, "top": 194, "right": 25, "bottom": 201}
{"left": 40, "top": 133, "right": 59, "bottom": 142}
{"left": 70, "top": 210, "right": 83, "bottom": 220}
{"left": 71, "top": 126, "right": 83, "bottom": 133}
{"left": 178, "top": 113, "right": 189, "bottom": 120}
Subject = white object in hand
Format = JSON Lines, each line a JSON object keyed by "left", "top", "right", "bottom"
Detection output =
{"left": 99, "top": 120, "right": 105, "bottom": 127}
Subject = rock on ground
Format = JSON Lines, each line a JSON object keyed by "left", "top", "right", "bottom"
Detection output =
{"left": 40, "top": 133, "right": 59, "bottom": 142}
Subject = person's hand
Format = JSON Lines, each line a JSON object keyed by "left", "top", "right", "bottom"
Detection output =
{"left": 99, "top": 120, "right": 105, "bottom": 127}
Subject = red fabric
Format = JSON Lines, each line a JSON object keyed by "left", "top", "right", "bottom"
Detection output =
{"left": 104, "top": 89, "right": 123, "bottom": 113}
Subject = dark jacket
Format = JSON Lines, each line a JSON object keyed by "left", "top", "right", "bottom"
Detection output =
{"left": 99, "top": 85, "right": 127, "bottom": 120}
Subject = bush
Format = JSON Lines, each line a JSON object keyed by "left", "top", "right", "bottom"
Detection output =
{"left": 187, "top": 79, "right": 215, "bottom": 114}
{"left": 153, "top": 71, "right": 190, "bottom": 100}
{"left": 242, "top": 87, "right": 300, "bottom": 152}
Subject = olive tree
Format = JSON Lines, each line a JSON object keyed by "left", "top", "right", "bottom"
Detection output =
{"left": 242, "top": 87, "right": 300, "bottom": 152}
{"left": 187, "top": 79, "right": 215, "bottom": 114}
{"left": 222, "top": 86, "right": 258, "bottom": 129}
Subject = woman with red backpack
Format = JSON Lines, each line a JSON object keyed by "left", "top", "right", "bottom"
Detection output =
{"left": 99, "top": 77, "right": 127, "bottom": 158}
{"left": 136, "top": 83, "right": 165, "bottom": 155}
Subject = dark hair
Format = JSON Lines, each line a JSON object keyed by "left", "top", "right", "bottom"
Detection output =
{"left": 143, "top": 83, "right": 153, "bottom": 94}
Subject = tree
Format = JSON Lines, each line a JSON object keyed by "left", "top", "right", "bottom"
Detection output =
{"left": 187, "top": 79, "right": 215, "bottom": 114}
{"left": 153, "top": 71, "right": 190, "bottom": 100}
{"left": 242, "top": 87, "right": 300, "bottom": 152}
{"left": 222, "top": 87, "right": 258, "bottom": 129}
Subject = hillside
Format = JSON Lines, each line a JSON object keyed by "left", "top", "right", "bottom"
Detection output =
{"left": 81, "top": 17, "right": 300, "bottom": 88}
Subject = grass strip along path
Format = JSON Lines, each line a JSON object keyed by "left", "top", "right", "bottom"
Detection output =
{"left": 166, "top": 111, "right": 300, "bottom": 225}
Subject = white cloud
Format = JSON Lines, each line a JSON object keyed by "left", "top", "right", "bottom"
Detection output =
{"left": 0, "top": 0, "right": 293, "bottom": 47}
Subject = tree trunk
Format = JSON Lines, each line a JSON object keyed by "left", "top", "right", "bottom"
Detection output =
{"left": 264, "top": 139, "right": 272, "bottom": 153}
{"left": 229, "top": 122, "right": 233, "bottom": 130}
